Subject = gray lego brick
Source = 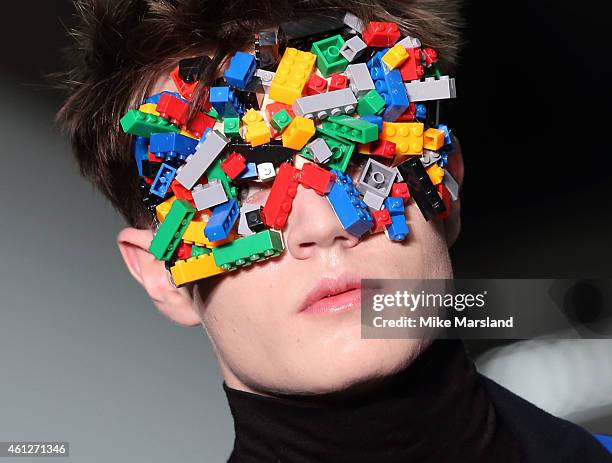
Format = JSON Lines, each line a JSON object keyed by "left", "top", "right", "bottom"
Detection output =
{"left": 292, "top": 88, "right": 358, "bottom": 120}
{"left": 420, "top": 149, "right": 442, "bottom": 167}
{"left": 363, "top": 190, "right": 385, "bottom": 211}
{"left": 356, "top": 158, "right": 397, "bottom": 198}
{"left": 305, "top": 138, "right": 333, "bottom": 164}
{"left": 343, "top": 12, "right": 365, "bottom": 33}
{"left": 346, "top": 63, "right": 375, "bottom": 97}
{"left": 396, "top": 35, "right": 422, "bottom": 49}
{"left": 340, "top": 35, "right": 367, "bottom": 62}
{"left": 443, "top": 169, "right": 459, "bottom": 201}
{"left": 404, "top": 76, "right": 457, "bottom": 102}
{"left": 192, "top": 179, "right": 228, "bottom": 211}
{"left": 237, "top": 203, "right": 261, "bottom": 236}
{"left": 175, "top": 130, "right": 229, "bottom": 189}
{"left": 254, "top": 69, "right": 275, "bottom": 87}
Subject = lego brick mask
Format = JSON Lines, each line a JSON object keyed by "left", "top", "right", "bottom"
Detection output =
{"left": 119, "top": 13, "right": 458, "bottom": 286}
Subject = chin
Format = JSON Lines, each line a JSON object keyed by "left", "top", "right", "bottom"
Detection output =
{"left": 277, "top": 338, "right": 432, "bottom": 396}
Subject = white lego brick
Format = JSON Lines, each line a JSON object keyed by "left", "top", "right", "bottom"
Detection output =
{"left": 238, "top": 203, "right": 261, "bottom": 236}
{"left": 255, "top": 69, "right": 275, "bottom": 87}
{"left": 404, "top": 76, "right": 457, "bottom": 102}
{"left": 443, "top": 169, "right": 459, "bottom": 201}
{"left": 192, "top": 179, "right": 228, "bottom": 211}
{"left": 257, "top": 162, "right": 276, "bottom": 181}
{"left": 346, "top": 63, "right": 375, "bottom": 97}
{"left": 175, "top": 130, "right": 229, "bottom": 189}
{"left": 343, "top": 12, "right": 365, "bottom": 33}
{"left": 397, "top": 35, "right": 422, "bottom": 49}
{"left": 340, "top": 35, "right": 367, "bottom": 62}
{"left": 293, "top": 88, "right": 357, "bottom": 120}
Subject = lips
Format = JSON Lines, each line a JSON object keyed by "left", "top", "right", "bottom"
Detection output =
{"left": 298, "top": 274, "right": 363, "bottom": 315}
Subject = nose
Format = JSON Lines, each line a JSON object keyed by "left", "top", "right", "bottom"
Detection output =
{"left": 284, "top": 178, "right": 361, "bottom": 260}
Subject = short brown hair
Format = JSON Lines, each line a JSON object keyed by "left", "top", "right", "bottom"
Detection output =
{"left": 56, "top": 0, "right": 463, "bottom": 227}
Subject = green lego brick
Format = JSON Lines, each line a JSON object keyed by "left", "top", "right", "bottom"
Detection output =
{"left": 212, "top": 230, "right": 284, "bottom": 271}
{"left": 191, "top": 245, "right": 212, "bottom": 258}
{"left": 425, "top": 63, "right": 442, "bottom": 79}
{"left": 321, "top": 115, "right": 378, "bottom": 144}
{"left": 120, "top": 110, "right": 180, "bottom": 137}
{"left": 149, "top": 200, "right": 196, "bottom": 261}
{"left": 315, "top": 127, "right": 355, "bottom": 172}
{"left": 310, "top": 35, "right": 349, "bottom": 77}
{"left": 207, "top": 157, "right": 238, "bottom": 199}
{"left": 357, "top": 90, "right": 386, "bottom": 116}
{"left": 204, "top": 106, "right": 221, "bottom": 120}
{"left": 271, "top": 109, "right": 293, "bottom": 132}
{"left": 224, "top": 116, "right": 240, "bottom": 138}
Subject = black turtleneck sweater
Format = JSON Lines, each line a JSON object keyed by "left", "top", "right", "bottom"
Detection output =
{"left": 223, "top": 340, "right": 611, "bottom": 463}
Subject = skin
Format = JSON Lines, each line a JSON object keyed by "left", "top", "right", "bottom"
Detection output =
{"left": 118, "top": 70, "right": 464, "bottom": 398}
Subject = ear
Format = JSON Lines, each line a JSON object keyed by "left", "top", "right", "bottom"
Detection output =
{"left": 117, "top": 227, "right": 201, "bottom": 327}
{"left": 443, "top": 137, "right": 464, "bottom": 248}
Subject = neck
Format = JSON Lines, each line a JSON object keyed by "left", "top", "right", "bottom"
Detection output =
{"left": 224, "top": 340, "right": 520, "bottom": 462}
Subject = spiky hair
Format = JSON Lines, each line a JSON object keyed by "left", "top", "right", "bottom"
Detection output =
{"left": 56, "top": 0, "right": 464, "bottom": 227}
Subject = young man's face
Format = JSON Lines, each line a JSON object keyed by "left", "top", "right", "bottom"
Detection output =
{"left": 119, "top": 56, "right": 462, "bottom": 396}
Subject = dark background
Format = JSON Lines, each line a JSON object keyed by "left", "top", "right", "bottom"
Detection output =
{"left": 1, "top": 1, "right": 610, "bottom": 460}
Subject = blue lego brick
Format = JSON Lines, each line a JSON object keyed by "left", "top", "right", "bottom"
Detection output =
{"left": 367, "top": 50, "right": 409, "bottom": 122}
{"left": 384, "top": 196, "right": 404, "bottom": 216}
{"left": 204, "top": 198, "right": 240, "bottom": 241}
{"left": 237, "top": 162, "right": 258, "bottom": 180}
{"left": 386, "top": 212, "right": 409, "bottom": 241}
{"left": 416, "top": 104, "right": 427, "bottom": 121}
{"left": 326, "top": 170, "right": 373, "bottom": 238}
{"left": 209, "top": 86, "right": 245, "bottom": 118}
{"left": 437, "top": 124, "right": 455, "bottom": 150}
{"left": 360, "top": 114, "right": 383, "bottom": 132}
{"left": 224, "top": 52, "right": 257, "bottom": 90}
{"left": 150, "top": 163, "right": 177, "bottom": 198}
{"left": 144, "top": 91, "right": 185, "bottom": 105}
{"left": 133, "top": 136, "right": 149, "bottom": 176}
{"left": 149, "top": 132, "right": 198, "bottom": 161}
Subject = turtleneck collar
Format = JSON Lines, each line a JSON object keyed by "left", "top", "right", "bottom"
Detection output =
{"left": 223, "top": 340, "right": 521, "bottom": 462}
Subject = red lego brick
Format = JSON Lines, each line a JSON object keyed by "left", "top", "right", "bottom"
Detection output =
{"left": 262, "top": 163, "right": 301, "bottom": 230}
{"left": 265, "top": 101, "right": 295, "bottom": 121}
{"left": 306, "top": 74, "right": 328, "bottom": 96}
{"left": 435, "top": 183, "right": 451, "bottom": 220}
{"left": 186, "top": 111, "right": 216, "bottom": 138}
{"left": 396, "top": 103, "right": 418, "bottom": 122}
{"left": 170, "top": 67, "right": 199, "bottom": 102}
{"left": 329, "top": 73, "right": 348, "bottom": 91}
{"left": 171, "top": 180, "right": 195, "bottom": 205}
{"left": 422, "top": 48, "right": 438, "bottom": 67}
{"left": 398, "top": 48, "right": 425, "bottom": 82}
{"left": 176, "top": 242, "right": 193, "bottom": 260}
{"left": 221, "top": 152, "right": 247, "bottom": 179}
{"left": 371, "top": 209, "right": 392, "bottom": 233}
{"left": 369, "top": 139, "right": 396, "bottom": 158}
{"left": 391, "top": 182, "right": 410, "bottom": 204}
{"left": 299, "top": 162, "right": 336, "bottom": 195}
{"left": 156, "top": 93, "right": 190, "bottom": 127}
{"left": 362, "top": 22, "right": 401, "bottom": 47}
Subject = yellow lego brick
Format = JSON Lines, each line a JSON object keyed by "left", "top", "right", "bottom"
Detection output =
{"left": 170, "top": 254, "right": 224, "bottom": 286}
{"left": 182, "top": 217, "right": 237, "bottom": 247}
{"left": 270, "top": 48, "right": 316, "bottom": 105}
{"left": 155, "top": 196, "right": 176, "bottom": 222}
{"left": 423, "top": 128, "right": 445, "bottom": 151}
{"left": 139, "top": 103, "right": 160, "bottom": 116}
{"left": 282, "top": 117, "right": 316, "bottom": 150}
{"left": 245, "top": 120, "right": 271, "bottom": 147}
{"left": 380, "top": 122, "right": 424, "bottom": 155}
{"left": 382, "top": 45, "right": 410, "bottom": 70}
{"left": 426, "top": 164, "right": 445, "bottom": 185}
{"left": 242, "top": 108, "right": 263, "bottom": 126}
